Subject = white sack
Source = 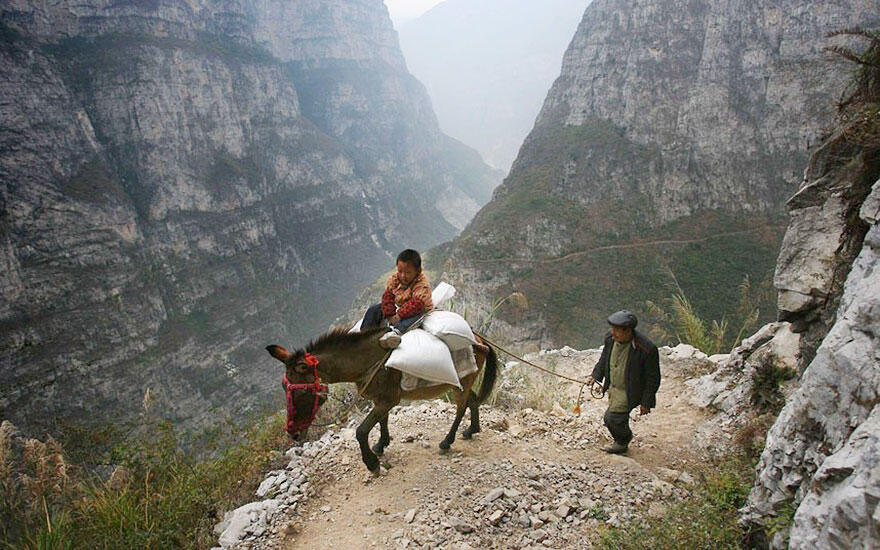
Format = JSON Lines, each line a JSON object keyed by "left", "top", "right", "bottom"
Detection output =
{"left": 386, "top": 329, "right": 460, "bottom": 388}
{"left": 431, "top": 282, "right": 456, "bottom": 308}
{"left": 421, "top": 310, "right": 477, "bottom": 350}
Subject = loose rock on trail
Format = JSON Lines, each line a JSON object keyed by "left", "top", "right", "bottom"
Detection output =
{"left": 213, "top": 345, "right": 719, "bottom": 549}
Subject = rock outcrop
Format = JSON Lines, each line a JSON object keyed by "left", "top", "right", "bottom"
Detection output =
{"left": 437, "top": 0, "right": 880, "bottom": 349}
{"left": 688, "top": 322, "right": 800, "bottom": 455}
{"left": 773, "top": 136, "right": 878, "bottom": 368}
{"left": 0, "top": 0, "right": 500, "bottom": 437}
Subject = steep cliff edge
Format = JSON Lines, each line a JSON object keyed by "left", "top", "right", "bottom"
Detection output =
{"left": 0, "top": 0, "right": 500, "bottom": 437}
{"left": 437, "top": 0, "right": 879, "bottom": 349}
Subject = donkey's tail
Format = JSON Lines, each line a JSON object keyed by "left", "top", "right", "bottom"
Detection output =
{"left": 476, "top": 344, "right": 498, "bottom": 405}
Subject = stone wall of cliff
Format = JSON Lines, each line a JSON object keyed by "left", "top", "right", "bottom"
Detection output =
{"left": 437, "top": 0, "right": 880, "bottom": 350}
{"left": 738, "top": 32, "right": 880, "bottom": 546}
{"left": 0, "top": 0, "right": 500, "bottom": 437}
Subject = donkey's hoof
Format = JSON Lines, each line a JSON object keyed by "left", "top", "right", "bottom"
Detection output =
{"left": 462, "top": 430, "right": 473, "bottom": 440}
{"left": 438, "top": 441, "right": 451, "bottom": 454}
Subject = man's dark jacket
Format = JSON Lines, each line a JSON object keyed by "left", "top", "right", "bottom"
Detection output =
{"left": 591, "top": 330, "right": 661, "bottom": 410}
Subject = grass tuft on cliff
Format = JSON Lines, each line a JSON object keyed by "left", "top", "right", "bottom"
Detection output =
{"left": 826, "top": 28, "right": 880, "bottom": 153}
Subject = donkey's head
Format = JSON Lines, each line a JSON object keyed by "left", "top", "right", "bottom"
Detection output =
{"left": 266, "top": 344, "right": 328, "bottom": 440}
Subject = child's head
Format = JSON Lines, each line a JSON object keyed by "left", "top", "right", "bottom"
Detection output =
{"left": 396, "top": 249, "right": 421, "bottom": 285}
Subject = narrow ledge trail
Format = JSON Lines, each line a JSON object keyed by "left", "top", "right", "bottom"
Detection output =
{"left": 219, "top": 347, "right": 717, "bottom": 550}
{"left": 465, "top": 225, "right": 781, "bottom": 265}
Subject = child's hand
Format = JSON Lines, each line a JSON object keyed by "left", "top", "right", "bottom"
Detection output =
{"left": 389, "top": 315, "right": 400, "bottom": 325}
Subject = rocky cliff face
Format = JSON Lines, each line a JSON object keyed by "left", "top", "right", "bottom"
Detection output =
{"left": 741, "top": 182, "right": 878, "bottom": 549}
{"left": 437, "top": 0, "right": 880, "bottom": 350}
{"left": 688, "top": 30, "right": 879, "bottom": 545}
{"left": 0, "top": 0, "right": 500, "bottom": 437}
{"left": 738, "top": 60, "right": 880, "bottom": 545}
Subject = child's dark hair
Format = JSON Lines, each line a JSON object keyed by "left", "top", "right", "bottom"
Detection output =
{"left": 396, "top": 249, "right": 422, "bottom": 270}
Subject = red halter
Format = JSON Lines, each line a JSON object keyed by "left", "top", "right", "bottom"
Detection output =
{"left": 281, "top": 352, "right": 328, "bottom": 435}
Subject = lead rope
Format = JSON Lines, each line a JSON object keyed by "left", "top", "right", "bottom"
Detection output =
{"left": 473, "top": 331, "right": 603, "bottom": 415}
{"left": 357, "top": 350, "right": 392, "bottom": 397}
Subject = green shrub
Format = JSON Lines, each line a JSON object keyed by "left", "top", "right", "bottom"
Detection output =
{"left": 765, "top": 500, "right": 797, "bottom": 539}
{"left": 750, "top": 363, "right": 797, "bottom": 414}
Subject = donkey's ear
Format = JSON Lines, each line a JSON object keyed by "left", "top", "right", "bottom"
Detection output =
{"left": 266, "top": 345, "right": 292, "bottom": 362}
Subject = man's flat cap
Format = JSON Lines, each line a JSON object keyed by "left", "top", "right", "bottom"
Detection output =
{"left": 607, "top": 310, "right": 638, "bottom": 328}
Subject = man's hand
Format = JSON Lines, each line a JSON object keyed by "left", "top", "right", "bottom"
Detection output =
{"left": 639, "top": 405, "right": 651, "bottom": 416}
{"left": 585, "top": 376, "right": 595, "bottom": 386}
{"left": 389, "top": 315, "right": 401, "bottom": 325}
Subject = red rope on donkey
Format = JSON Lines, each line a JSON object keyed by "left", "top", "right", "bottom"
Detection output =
{"left": 281, "top": 352, "right": 328, "bottom": 435}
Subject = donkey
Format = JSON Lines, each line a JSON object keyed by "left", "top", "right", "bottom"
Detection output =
{"left": 266, "top": 326, "right": 498, "bottom": 473}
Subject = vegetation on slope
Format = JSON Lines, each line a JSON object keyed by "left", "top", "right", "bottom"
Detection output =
{"left": 598, "top": 455, "right": 754, "bottom": 550}
{"left": 446, "top": 115, "right": 784, "bottom": 350}
{"left": 1, "top": 413, "right": 290, "bottom": 549}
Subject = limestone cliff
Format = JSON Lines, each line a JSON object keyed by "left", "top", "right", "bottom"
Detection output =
{"left": 0, "top": 0, "right": 500, "bottom": 437}
{"left": 740, "top": 176, "right": 878, "bottom": 549}
{"left": 688, "top": 30, "right": 879, "bottom": 547}
{"left": 738, "top": 31, "right": 880, "bottom": 546}
{"left": 437, "top": 0, "right": 880, "bottom": 350}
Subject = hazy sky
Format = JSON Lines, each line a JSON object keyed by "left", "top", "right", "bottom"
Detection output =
{"left": 384, "top": 0, "right": 445, "bottom": 26}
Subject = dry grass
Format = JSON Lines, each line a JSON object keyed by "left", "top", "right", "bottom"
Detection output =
{"left": 826, "top": 28, "right": 880, "bottom": 150}
{"left": 646, "top": 269, "right": 761, "bottom": 355}
{"left": 0, "top": 412, "right": 291, "bottom": 549}
{"left": 489, "top": 355, "right": 573, "bottom": 412}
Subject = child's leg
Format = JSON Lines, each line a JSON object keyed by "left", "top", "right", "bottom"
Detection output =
{"left": 393, "top": 315, "right": 419, "bottom": 332}
{"left": 361, "top": 303, "right": 385, "bottom": 329}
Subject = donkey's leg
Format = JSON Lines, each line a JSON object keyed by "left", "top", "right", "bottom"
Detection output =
{"left": 371, "top": 412, "right": 392, "bottom": 456}
{"left": 461, "top": 393, "right": 481, "bottom": 440}
{"left": 439, "top": 391, "right": 469, "bottom": 453}
{"left": 356, "top": 405, "right": 391, "bottom": 473}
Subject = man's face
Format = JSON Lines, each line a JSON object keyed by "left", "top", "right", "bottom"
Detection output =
{"left": 611, "top": 325, "right": 633, "bottom": 343}
{"left": 396, "top": 260, "right": 419, "bottom": 285}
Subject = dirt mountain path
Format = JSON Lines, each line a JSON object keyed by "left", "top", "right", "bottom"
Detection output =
{"left": 466, "top": 225, "right": 781, "bottom": 265}
{"left": 267, "top": 349, "right": 711, "bottom": 550}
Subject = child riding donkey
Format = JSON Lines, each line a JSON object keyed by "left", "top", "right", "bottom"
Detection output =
{"left": 361, "top": 249, "right": 433, "bottom": 348}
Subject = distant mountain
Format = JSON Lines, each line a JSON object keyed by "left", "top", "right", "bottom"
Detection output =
{"left": 0, "top": 0, "right": 500, "bottom": 437}
{"left": 437, "top": 0, "right": 880, "bottom": 350}
{"left": 398, "top": 0, "right": 589, "bottom": 170}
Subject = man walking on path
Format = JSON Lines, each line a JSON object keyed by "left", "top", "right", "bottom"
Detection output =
{"left": 586, "top": 310, "right": 661, "bottom": 454}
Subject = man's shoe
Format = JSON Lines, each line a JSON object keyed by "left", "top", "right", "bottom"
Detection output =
{"left": 379, "top": 330, "right": 402, "bottom": 349}
{"left": 603, "top": 443, "right": 628, "bottom": 454}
